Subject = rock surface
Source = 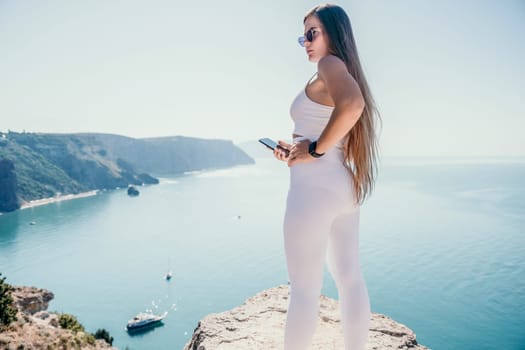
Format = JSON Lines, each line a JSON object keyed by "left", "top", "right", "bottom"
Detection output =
{"left": 11, "top": 286, "right": 54, "bottom": 315}
{"left": 0, "top": 286, "right": 115, "bottom": 350}
{"left": 184, "top": 285, "right": 430, "bottom": 350}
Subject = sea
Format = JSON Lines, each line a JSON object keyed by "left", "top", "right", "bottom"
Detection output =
{"left": 1, "top": 156, "right": 524, "bottom": 350}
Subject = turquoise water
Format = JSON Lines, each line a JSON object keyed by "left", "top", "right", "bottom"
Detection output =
{"left": 1, "top": 157, "right": 524, "bottom": 350}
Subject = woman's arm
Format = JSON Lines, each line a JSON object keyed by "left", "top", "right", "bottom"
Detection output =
{"left": 287, "top": 55, "right": 364, "bottom": 166}
{"left": 314, "top": 55, "right": 364, "bottom": 154}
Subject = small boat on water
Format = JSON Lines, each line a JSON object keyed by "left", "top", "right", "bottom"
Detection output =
{"left": 126, "top": 311, "right": 167, "bottom": 331}
{"left": 165, "top": 271, "right": 173, "bottom": 280}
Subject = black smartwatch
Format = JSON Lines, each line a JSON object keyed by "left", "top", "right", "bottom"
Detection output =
{"left": 308, "top": 141, "right": 325, "bottom": 158}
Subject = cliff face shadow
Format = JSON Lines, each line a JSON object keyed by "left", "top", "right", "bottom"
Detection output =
{"left": 126, "top": 322, "right": 165, "bottom": 337}
{"left": 0, "top": 209, "right": 22, "bottom": 247}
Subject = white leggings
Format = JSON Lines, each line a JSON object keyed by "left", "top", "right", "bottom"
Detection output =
{"left": 283, "top": 146, "right": 371, "bottom": 350}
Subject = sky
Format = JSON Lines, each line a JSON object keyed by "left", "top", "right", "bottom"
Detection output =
{"left": 1, "top": 0, "right": 524, "bottom": 156}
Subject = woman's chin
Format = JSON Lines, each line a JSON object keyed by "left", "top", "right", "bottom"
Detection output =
{"left": 307, "top": 54, "right": 320, "bottom": 63}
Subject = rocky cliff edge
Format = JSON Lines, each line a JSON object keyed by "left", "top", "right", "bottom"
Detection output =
{"left": 0, "top": 286, "right": 115, "bottom": 350}
{"left": 184, "top": 285, "right": 430, "bottom": 350}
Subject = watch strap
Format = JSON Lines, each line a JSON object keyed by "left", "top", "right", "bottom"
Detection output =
{"left": 308, "top": 141, "right": 325, "bottom": 158}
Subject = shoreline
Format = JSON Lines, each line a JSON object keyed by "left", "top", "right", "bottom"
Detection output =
{"left": 20, "top": 190, "right": 99, "bottom": 210}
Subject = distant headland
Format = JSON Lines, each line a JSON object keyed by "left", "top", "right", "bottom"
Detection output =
{"left": 0, "top": 131, "right": 254, "bottom": 213}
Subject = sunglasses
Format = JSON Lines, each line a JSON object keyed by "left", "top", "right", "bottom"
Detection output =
{"left": 298, "top": 29, "right": 319, "bottom": 47}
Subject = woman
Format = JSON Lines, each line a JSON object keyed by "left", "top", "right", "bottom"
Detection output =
{"left": 273, "top": 4, "right": 380, "bottom": 350}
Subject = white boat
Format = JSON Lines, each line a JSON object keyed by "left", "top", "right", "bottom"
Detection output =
{"left": 126, "top": 311, "right": 167, "bottom": 331}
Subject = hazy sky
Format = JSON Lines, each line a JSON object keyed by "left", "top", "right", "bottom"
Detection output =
{"left": 1, "top": 0, "right": 524, "bottom": 156}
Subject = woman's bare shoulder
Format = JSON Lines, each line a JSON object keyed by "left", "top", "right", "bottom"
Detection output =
{"left": 317, "top": 55, "right": 362, "bottom": 105}
{"left": 317, "top": 55, "right": 347, "bottom": 75}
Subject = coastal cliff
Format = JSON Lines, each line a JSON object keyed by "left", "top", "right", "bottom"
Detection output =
{"left": 0, "top": 132, "right": 159, "bottom": 213}
{"left": 184, "top": 285, "right": 430, "bottom": 350}
{"left": 0, "top": 131, "right": 254, "bottom": 213}
{"left": 0, "top": 159, "right": 19, "bottom": 212}
{"left": 0, "top": 285, "right": 115, "bottom": 350}
{"left": 83, "top": 133, "right": 255, "bottom": 175}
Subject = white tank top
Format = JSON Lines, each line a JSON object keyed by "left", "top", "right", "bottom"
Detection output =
{"left": 289, "top": 75, "right": 345, "bottom": 150}
{"left": 290, "top": 88, "right": 333, "bottom": 139}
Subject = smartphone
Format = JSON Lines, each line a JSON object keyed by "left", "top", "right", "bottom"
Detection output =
{"left": 258, "top": 138, "right": 290, "bottom": 156}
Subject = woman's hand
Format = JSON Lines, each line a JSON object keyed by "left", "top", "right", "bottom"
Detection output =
{"left": 287, "top": 139, "right": 316, "bottom": 167}
{"left": 273, "top": 140, "right": 292, "bottom": 162}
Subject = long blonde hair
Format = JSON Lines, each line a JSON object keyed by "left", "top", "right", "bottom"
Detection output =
{"left": 305, "top": 4, "right": 381, "bottom": 204}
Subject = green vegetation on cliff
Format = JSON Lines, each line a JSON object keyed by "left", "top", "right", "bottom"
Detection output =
{"left": 94, "top": 328, "right": 114, "bottom": 346}
{"left": 0, "top": 131, "right": 160, "bottom": 212}
{"left": 0, "top": 159, "right": 20, "bottom": 212}
{"left": 0, "top": 135, "right": 85, "bottom": 201}
{"left": 0, "top": 131, "right": 254, "bottom": 213}
{"left": 0, "top": 273, "right": 17, "bottom": 329}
